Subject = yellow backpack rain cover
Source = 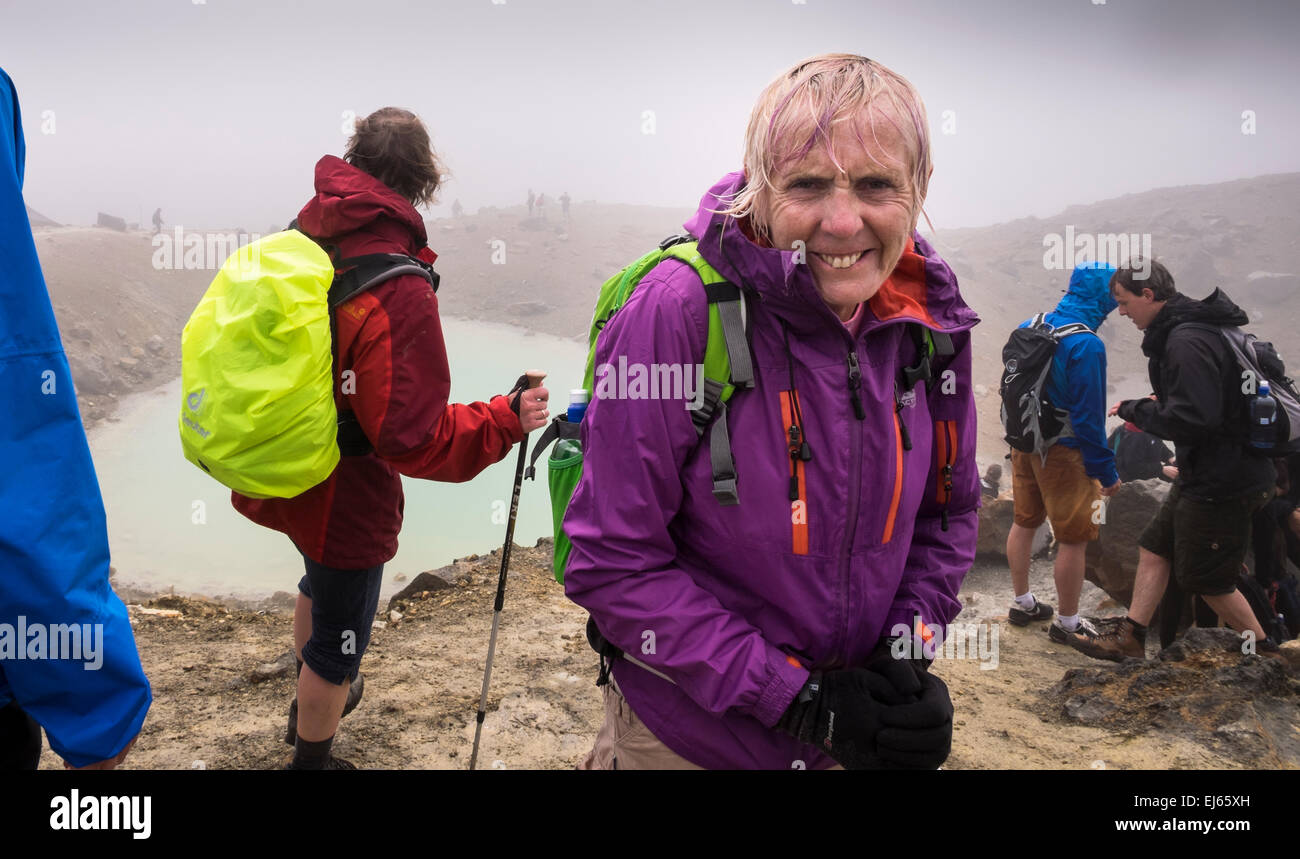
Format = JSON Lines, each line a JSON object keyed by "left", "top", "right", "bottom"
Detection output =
{"left": 180, "top": 230, "right": 340, "bottom": 499}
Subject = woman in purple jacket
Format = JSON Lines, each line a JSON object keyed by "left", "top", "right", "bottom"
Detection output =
{"left": 565, "top": 54, "right": 980, "bottom": 770}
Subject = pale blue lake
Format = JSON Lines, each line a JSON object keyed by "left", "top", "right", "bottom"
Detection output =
{"left": 88, "top": 317, "right": 586, "bottom": 603}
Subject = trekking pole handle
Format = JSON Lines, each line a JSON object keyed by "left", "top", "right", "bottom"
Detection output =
{"left": 508, "top": 371, "right": 547, "bottom": 416}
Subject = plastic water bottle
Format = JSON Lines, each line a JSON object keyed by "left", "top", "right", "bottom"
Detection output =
{"left": 1250, "top": 380, "right": 1277, "bottom": 450}
{"left": 566, "top": 389, "right": 589, "bottom": 424}
{"left": 553, "top": 389, "right": 588, "bottom": 462}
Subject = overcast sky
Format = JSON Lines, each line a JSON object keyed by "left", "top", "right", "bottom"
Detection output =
{"left": 3, "top": 0, "right": 1297, "bottom": 232}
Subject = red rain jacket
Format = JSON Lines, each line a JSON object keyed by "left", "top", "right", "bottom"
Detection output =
{"left": 233, "top": 155, "right": 522, "bottom": 568}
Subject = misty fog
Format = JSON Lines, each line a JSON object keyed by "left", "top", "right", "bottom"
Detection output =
{"left": 5, "top": 0, "right": 1298, "bottom": 232}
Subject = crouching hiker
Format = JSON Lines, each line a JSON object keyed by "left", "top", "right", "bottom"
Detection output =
{"left": 220, "top": 109, "right": 549, "bottom": 768}
{"left": 560, "top": 55, "right": 979, "bottom": 769}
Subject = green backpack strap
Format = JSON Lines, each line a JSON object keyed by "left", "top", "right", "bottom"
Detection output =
{"left": 579, "top": 234, "right": 752, "bottom": 506}
{"left": 661, "top": 237, "right": 752, "bottom": 506}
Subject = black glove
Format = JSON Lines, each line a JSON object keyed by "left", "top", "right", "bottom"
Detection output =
{"left": 875, "top": 669, "right": 953, "bottom": 769}
{"left": 776, "top": 661, "right": 952, "bottom": 770}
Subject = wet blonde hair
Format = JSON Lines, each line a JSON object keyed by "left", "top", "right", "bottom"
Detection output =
{"left": 720, "top": 54, "right": 932, "bottom": 239}
{"left": 344, "top": 107, "right": 446, "bottom": 209}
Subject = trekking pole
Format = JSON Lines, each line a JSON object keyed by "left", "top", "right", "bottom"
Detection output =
{"left": 470, "top": 370, "right": 546, "bottom": 771}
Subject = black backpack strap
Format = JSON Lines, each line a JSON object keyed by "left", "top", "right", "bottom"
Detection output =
{"left": 326, "top": 253, "right": 439, "bottom": 458}
{"left": 658, "top": 233, "right": 694, "bottom": 250}
{"left": 336, "top": 414, "right": 373, "bottom": 457}
{"left": 329, "top": 253, "right": 438, "bottom": 308}
{"left": 899, "top": 323, "right": 956, "bottom": 392}
{"left": 1051, "top": 322, "right": 1093, "bottom": 339}
{"left": 525, "top": 416, "right": 581, "bottom": 480}
{"left": 585, "top": 616, "right": 677, "bottom": 687}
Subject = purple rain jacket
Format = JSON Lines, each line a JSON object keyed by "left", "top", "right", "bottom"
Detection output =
{"left": 563, "top": 171, "right": 980, "bottom": 769}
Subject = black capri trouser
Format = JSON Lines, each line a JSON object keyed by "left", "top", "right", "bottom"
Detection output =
{"left": 297, "top": 550, "right": 384, "bottom": 686}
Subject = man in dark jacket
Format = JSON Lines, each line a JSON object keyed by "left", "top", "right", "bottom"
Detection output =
{"left": 1084, "top": 260, "right": 1274, "bottom": 660}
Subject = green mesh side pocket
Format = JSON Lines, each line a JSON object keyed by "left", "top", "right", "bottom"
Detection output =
{"left": 547, "top": 441, "right": 584, "bottom": 583}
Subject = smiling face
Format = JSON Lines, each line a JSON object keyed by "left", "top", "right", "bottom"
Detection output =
{"left": 1112, "top": 284, "right": 1165, "bottom": 330}
{"left": 761, "top": 112, "right": 922, "bottom": 321}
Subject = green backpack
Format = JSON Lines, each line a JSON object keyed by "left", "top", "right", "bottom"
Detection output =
{"left": 179, "top": 228, "right": 437, "bottom": 498}
{"left": 528, "top": 234, "right": 954, "bottom": 584}
{"left": 527, "top": 235, "right": 754, "bottom": 582}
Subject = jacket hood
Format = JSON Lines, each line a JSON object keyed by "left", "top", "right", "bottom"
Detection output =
{"left": 2, "top": 66, "right": 57, "bottom": 359}
{"left": 1054, "top": 262, "right": 1117, "bottom": 330}
{"left": 296, "top": 155, "right": 428, "bottom": 252}
{"left": 2, "top": 68, "right": 21, "bottom": 187}
{"left": 1142, "top": 288, "right": 1250, "bottom": 357}
{"left": 683, "top": 171, "right": 977, "bottom": 336}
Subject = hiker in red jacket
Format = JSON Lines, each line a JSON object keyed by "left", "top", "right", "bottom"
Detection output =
{"left": 233, "top": 107, "right": 549, "bottom": 769}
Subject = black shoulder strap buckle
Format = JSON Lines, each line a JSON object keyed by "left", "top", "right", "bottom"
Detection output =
{"left": 658, "top": 233, "right": 693, "bottom": 251}
{"left": 900, "top": 323, "right": 938, "bottom": 392}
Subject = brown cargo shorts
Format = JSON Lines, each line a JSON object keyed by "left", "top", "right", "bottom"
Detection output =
{"left": 1011, "top": 445, "right": 1102, "bottom": 544}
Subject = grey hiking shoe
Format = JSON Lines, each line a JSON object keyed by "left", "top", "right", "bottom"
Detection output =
{"left": 1008, "top": 597, "right": 1054, "bottom": 626}
{"left": 1048, "top": 616, "right": 1105, "bottom": 653}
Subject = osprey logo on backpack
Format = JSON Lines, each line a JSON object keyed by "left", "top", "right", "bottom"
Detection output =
{"left": 999, "top": 313, "right": 1093, "bottom": 456}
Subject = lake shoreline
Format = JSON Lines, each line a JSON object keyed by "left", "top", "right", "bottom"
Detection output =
{"left": 86, "top": 314, "right": 586, "bottom": 607}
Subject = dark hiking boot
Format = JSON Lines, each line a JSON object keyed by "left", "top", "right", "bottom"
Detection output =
{"left": 1072, "top": 618, "right": 1146, "bottom": 662}
{"left": 284, "top": 754, "right": 357, "bottom": 770}
{"left": 1085, "top": 615, "right": 1127, "bottom": 634}
{"left": 1008, "top": 598, "right": 1054, "bottom": 627}
{"left": 284, "top": 673, "right": 365, "bottom": 746}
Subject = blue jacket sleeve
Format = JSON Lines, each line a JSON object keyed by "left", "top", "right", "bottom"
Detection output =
{"left": 1, "top": 66, "right": 151, "bottom": 767}
{"left": 1057, "top": 334, "right": 1120, "bottom": 486}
